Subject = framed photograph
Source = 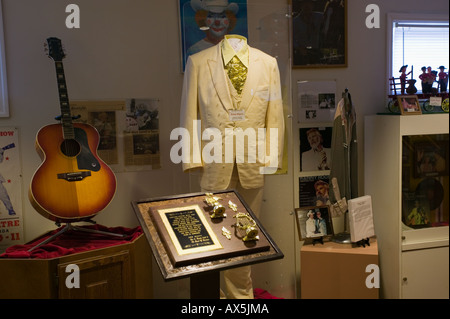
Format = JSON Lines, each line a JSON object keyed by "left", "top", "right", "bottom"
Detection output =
{"left": 178, "top": 0, "right": 248, "bottom": 71}
{"left": 402, "top": 193, "right": 432, "bottom": 229}
{"left": 295, "top": 205, "right": 334, "bottom": 241}
{"left": 291, "top": 0, "right": 347, "bottom": 68}
{"left": 402, "top": 177, "right": 445, "bottom": 229}
{"left": 398, "top": 95, "right": 422, "bottom": 115}
{"left": 299, "top": 176, "right": 330, "bottom": 208}
{"left": 0, "top": 1, "right": 9, "bottom": 117}
{"left": 297, "top": 80, "right": 336, "bottom": 123}
{"left": 300, "top": 127, "right": 332, "bottom": 172}
{"left": 414, "top": 141, "right": 449, "bottom": 178}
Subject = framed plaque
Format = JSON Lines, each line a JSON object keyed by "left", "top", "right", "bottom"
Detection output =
{"left": 132, "top": 190, "right": 283, "bottom": 280}
{"left": 157, "top": 205, "right": 223, "bottom": 256}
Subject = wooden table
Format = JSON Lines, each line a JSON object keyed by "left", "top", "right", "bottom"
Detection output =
{"left": 300, "top": 238, "right": 379, "bottom": 299}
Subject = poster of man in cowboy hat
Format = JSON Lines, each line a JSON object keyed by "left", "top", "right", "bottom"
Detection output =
{"left": 179, "top": 0, "right": 248, "bottom": 70}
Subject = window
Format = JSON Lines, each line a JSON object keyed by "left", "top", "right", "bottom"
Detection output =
{"left": 387, "top": 13, "right": 449, "bottom": 95}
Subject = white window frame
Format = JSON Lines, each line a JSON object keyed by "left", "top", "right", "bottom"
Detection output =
{"left": 0, "top": 0, "right": 9, "bottom": 117}
{"left": 386, "top": 12, "right": 448, "bottom": 98}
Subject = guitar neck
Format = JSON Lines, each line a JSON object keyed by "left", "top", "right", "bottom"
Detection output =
{"left": 54, "top": 61, "right": 74, "bottom": 140}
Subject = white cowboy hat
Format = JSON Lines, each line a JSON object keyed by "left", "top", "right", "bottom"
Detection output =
{"left": 190, "top": 0, "right": 239, "bottom": 15}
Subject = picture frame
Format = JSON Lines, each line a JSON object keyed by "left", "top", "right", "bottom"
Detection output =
{"left": 178, "top": 0, "right": 248, "bottom": 72}
{"left": 402, "top": 177, "right": 445, "bottom": 229}
{"left": 0, "top": 1, "right": 9, "bottom": 117}
{"left": 402, "top": 194, "right": 432, "bottom": 229}
{"left": 297, "top": 80, "right": 337, "bottom": 123}
{"left": 295, "top": 205, "right": 334, "bottom": 242}
{"left": 414, "top": 141, "right": 449, "bottom": 178}
{"left": 291, "top": 0, "right": 347, "bottom": 68}
{"left": 398, "top": 95, "right": 422, "bottom": 115}
{"left": 299, "top": 127, "right": 332, "bottom": 172}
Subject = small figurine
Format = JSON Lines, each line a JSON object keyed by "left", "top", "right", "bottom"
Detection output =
{"left": 204, "top": 193, "right": 226, "bottom": 219}
{"left": 399, "top": 65, "right": 411, "bottom": 94}
{"left": 426, "top": 66, "right": 437, "bottom": 93}
{"left": 406, "top": 79, "right": 417, "bottom": 94}
{"left": 438, "top": 66, "right": 448, "bottom": 93}
{"left": 419, "top": 66, "right": 428, "bottom": 93}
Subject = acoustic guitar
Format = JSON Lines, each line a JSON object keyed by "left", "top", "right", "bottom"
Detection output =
{"left": 29, "top": 37, "right": 116, "bottom": 223}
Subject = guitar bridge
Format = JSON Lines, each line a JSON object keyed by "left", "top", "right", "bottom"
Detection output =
{"left": 57, "top": 171, "right": 91, "bottom": 182}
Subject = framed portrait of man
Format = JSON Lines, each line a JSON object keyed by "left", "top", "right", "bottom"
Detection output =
{"left": 300, "top": 126, "right": 332, "bottom": 172}
{"left": 178, "top": 0, "right": 249, "bottom": 71}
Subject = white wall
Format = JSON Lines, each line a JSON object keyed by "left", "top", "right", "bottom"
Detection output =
{"left": 1, "top": 0, "right": 448, "bottom": 299}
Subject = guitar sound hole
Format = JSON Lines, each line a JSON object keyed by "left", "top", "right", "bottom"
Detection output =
{"left": 61, "top": 139, "right": 81, "bottom": 157}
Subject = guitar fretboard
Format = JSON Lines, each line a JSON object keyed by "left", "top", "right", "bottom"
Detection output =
{"left": 55, "top": 61, "right": 74, "bottom": 140}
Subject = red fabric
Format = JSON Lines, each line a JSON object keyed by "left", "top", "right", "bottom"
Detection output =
{"left": 0, "top": 225, "right": 143, "bottom": 259}
{"left": 253, "top": 288, "right": 284, "bottom": 299}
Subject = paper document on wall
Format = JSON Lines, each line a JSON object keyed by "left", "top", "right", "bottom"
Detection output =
{"left": 348, "top": 195, "right": 375, "bottom": 242}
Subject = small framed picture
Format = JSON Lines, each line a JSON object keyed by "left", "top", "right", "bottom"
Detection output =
{"left": 295, "top": 206, "right": 334, "bottom": 242}
{"left": 414, "top": 141, "right": 449, "bottom": 178}
{"left": 398, "top": 95, "right": 422, "bottom": 115}
{"left": 291, "top": 0, "right": 347, "bottom": 68}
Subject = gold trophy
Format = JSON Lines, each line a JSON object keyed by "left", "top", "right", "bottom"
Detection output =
{"left": 204, "top": 193, "right": 226, "bottom": 219}
{"left": 229, "top": 200, "right": 259, "bottom": 242}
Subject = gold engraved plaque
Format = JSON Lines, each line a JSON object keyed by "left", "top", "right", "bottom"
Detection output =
{"left": 158, "top": 205, "right": 223, "bottom": 256}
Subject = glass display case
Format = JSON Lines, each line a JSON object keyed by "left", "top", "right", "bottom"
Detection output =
{"left": 401, "top": 134, "right": 449, "bottom": 229}
{"left": 365, "top": 114, "right": 449, "bottom": 299}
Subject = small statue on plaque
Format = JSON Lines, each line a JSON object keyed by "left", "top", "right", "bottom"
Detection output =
{"left": 222, "top": 227, "right": 232, "bottom": 240}
{"left": 233, "top": 212, "right": 259, "bottom": 242}
{"left": 228, "top": 201, "right": 259, "bottom": 242}
{"left": 204, "top": 193, "right": 226, "bottom": 219}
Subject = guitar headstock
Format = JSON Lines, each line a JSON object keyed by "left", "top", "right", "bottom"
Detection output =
{"left": 45, "top": 37, "right": 65, "bottom": 62}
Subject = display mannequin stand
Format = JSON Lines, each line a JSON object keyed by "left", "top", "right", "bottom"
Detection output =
{"left": 331, "top": 88, "right": 355, "bottom": 245}
{"left": 190, "top": 271, "right": 220, "bottom": 299}
{"left": 332, "top": 212, "right": 351, "bottom": 244}
{"left": 132, "top": 190, "right": 284, "bottom": 299}
{"left": 27, "top": 220, "right": 127, "bottom": 252}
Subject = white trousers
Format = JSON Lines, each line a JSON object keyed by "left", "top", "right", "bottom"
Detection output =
{"left": 202, "top": 165, "right": 264, "bottom": 299}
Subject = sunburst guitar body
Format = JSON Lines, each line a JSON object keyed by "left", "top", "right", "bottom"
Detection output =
{"left": 29, "top": 37, "right": 116, "bottom": 223}
{"left": 29, "top": 123, "right": 116, "bottom": 222}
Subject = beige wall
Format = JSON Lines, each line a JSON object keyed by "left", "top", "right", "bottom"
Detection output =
{"left": 2, "top": 0, "right": 448, "bottom": 298}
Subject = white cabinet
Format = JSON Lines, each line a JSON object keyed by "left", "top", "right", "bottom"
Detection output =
{"left": 365, "top": 114, "right": 449, "bottom": 299}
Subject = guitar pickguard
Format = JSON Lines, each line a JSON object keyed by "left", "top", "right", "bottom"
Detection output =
{"left": 74, "top": 127, "right": 101, "bottom": 172}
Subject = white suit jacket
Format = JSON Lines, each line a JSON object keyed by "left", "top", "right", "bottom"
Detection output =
{"left": 180, "top": 40, "right": 285, "bottom": 190}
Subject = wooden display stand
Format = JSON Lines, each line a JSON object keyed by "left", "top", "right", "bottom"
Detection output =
{"left": 0, "top": 230, "right": 153, "bottom": 299}
{"left": 300, "top": 239, "right": 379, "bottom": 299}
{"left": 132, "top": 190, "right": 284, "bottom": 299}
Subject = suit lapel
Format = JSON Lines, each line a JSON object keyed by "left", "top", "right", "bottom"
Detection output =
{"left": 208, "top": 45, "right": 233, "bottom": 111}
{"left": 240, "top": 47, "right": 260, "bottom": 110}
